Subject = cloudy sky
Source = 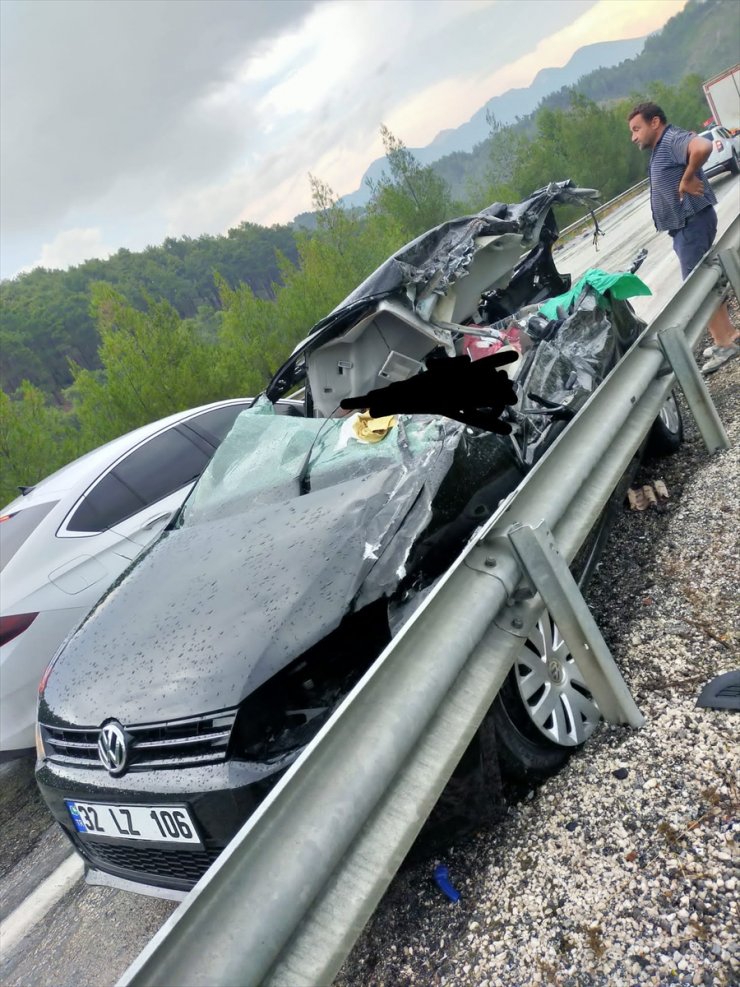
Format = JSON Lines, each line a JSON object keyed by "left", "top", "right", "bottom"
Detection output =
{"left": 0, "top": 0, "right": 687, "bottom": 279}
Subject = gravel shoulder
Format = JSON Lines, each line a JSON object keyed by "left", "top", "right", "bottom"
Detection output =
{"left": 336, "top": 316, "right": 739, "bottom": 987}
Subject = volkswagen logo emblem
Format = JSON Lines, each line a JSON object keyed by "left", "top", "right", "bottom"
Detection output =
{"left": 548, "top": 660, "right": 565, "bottom": 685}
{"left": 98, "top": 720, "right": 128, "bottom": 775}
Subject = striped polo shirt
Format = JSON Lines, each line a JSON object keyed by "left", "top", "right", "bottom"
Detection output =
{"left": 648, "top": 124, "right": 717, "bottom": 232}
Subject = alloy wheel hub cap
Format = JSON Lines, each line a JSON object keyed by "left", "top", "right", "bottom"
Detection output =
{"left": 548, "top": 659, "right": 565, "bottom": 685}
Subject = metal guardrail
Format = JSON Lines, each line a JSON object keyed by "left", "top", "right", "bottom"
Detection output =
{"left": 557, "top": 177, "right": 650, "bottom": 241}
{"left": 120, "top": 215, "right": 739, "bottom": 987}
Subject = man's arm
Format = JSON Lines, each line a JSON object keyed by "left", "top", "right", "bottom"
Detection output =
{"left": 678, "top": 136, "right": 713, "bottom": 200}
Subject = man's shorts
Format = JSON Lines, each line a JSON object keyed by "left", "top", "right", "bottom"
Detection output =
{"left": 669, "top": 206, "right": 718, "bottom": 280}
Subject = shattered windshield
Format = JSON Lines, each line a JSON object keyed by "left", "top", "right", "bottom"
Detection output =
{"left": 180, "top": 397, "right": 463, "bottom": 527}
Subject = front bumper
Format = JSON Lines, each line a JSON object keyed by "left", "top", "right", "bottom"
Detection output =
{"left": 36, "top": 755, "right": 290, "bottom": 895}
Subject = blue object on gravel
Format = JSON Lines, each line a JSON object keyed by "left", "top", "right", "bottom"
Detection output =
{"left": 433, "top": 864, "right": 461, "bottom": 902}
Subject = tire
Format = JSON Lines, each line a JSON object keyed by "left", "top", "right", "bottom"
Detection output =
{"left": 728, "top": 152, "right": 740, "bottom": 176}
{"left": 570, "top": 487, "right": 625, "bottom": 589}
{"left": 645, "top": 390, "right": 683, "bottom": 457}
{"left": 491, "top": 608, "right": 602, "bottom": 782}
{"left": 419, "top": 714, "right": 505, "bottom": 850}
{"left": 490, "top": 420, "right": 622, "bottom": 783}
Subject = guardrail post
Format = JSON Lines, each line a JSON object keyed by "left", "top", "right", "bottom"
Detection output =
{"left": 716, "top": 246, "right": 740, "bottom": 300}
{"left": 507, "top": 521, "right": 644, "bottom": 727}
{"left": 657, "top": 324, "right": 730, "bottom": 453}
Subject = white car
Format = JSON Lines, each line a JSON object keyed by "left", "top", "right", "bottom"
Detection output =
{"left": 699, "top": 125, "right": 740, "bottom": 177}
{"left": 0, "top": 398, "right": 265, "bottom": 759}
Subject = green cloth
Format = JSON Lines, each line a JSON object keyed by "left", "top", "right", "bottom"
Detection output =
{"left": 538, "top": 268, "right": 652, "bottom": 320}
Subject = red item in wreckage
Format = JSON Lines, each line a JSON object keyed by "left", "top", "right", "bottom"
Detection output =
{"left": 463, "top": 325, "right": 524, "bottom": 362}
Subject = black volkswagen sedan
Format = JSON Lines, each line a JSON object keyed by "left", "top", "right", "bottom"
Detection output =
{"left": 36, "top": 182, "right": 681, "bottom": 896}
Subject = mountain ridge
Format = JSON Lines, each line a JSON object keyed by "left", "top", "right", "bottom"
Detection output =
{"left": 339, "top": 36, "right": 647, "bottom": 208}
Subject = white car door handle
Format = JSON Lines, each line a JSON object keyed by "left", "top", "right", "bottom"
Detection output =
{"left": 142, "top": 512, "right": 171, "bottom": 530}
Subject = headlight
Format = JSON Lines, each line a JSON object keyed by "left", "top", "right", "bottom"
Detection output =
{"left": 230, "top": 600, "right": 389, "bottom": 762}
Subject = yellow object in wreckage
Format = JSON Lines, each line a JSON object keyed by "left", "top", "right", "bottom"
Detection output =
{"left": 352, "top": 411, "right": 398, "bottom": 443}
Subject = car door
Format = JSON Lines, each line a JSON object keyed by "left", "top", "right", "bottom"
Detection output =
{"left": 58, "top": 403, "right": 251, "bottom": 575}
{"left": 55, "top": 430, "right": 206, "bottom": 601}
{"left": 720, "top": 127, "right": 740, "bottom": 156}
{"left": 107, "top": 402, "right": 253, "bottom": 550}
{"left": 102, "top": 426, "right": 214, "bottom": 549}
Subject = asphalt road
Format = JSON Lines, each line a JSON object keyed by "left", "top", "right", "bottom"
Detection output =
{"left": 0, "top": 172, "right": 737, "bottom": 987}
{"left": 555, "top": 171, "right": 739, "bottom": 324}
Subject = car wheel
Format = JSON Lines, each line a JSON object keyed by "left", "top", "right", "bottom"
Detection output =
{"left": 728, "top": 151, "right": 740, "bottom": 175}
{"left": 420, "top": 713, "right": 506, "bottom": 850}
{"left": 492, "top": 608, "right": 601, "bottom": 781}
{"left": 645, "top": 390, "right": 683, "bottom": 457}
{"left": 489, "top": 464, "right": 623, "bottom": 783}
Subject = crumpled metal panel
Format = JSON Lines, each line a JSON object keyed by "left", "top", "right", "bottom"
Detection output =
{"left": 329, "top": 183, "right": 598, "bottom": 321}
{"left": 184, "top": 398, "right": 462, "bottom": 525}
{"left": 267, "top": 181, "right": 599, "bottom": 403}
{"left": 516, "top": 289, "right": 615, "bottom": 461}
{"left": 354, "top": 415, "right": 465, "bottom": 608}
{"left": 40, "top": 402, "right": 466, "bottom": 725}
{"left": 337, "top": 211, "right": 517, "bottom": 313}
{"left": 524, "top": 293, "right": 610, "bottom": 382}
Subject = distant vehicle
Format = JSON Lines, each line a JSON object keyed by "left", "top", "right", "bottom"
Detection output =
{"left": 0, "top": 399, "right": 260, "bottom": 759}
{"left": 703, "top": 65, "right": 740, "bottom": 131}
{"left": 697, "top": 125, "right": 740, "bottom": 177}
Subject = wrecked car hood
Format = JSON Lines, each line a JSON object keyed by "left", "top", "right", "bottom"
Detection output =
{"left": 40, "top": 410, "right": 463, "bottom": 726}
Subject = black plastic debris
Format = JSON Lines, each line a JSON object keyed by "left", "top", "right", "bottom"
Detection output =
{"left": 612, "top": 767, "right": 629, "bottom": 780}
{"left": 696, "top": 670, "right": 740, "bottom": 711}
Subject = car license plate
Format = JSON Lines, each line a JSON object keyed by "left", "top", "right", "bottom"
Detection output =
{"left": 65, "top": 799, "right": 202, "bottom": 845}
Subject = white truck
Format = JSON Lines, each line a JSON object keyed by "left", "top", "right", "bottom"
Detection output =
{"left": 703, "top": 64, "right": 740, "bottom": 131}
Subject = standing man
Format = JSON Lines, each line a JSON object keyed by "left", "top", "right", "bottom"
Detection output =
{"left": 628, "top": 101, "right": 739, "bottom": 374}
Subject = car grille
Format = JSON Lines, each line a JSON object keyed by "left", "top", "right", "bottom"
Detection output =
{"left": 79, "top": 838, "right": 222, "bottom": 888}
{"left": 40, "top": 708, "right": 238, "bottom": 770}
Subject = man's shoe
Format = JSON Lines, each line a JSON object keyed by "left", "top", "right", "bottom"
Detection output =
{"left": 701, "top": 342, "right": 740, "bottom": 375}
{"left": 703, "top": 344, "right": 720, "bottom": 358}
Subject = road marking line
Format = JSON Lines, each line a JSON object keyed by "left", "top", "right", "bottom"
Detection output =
{"left": 0, "top": 854, "right": 83, "bottom": 954}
